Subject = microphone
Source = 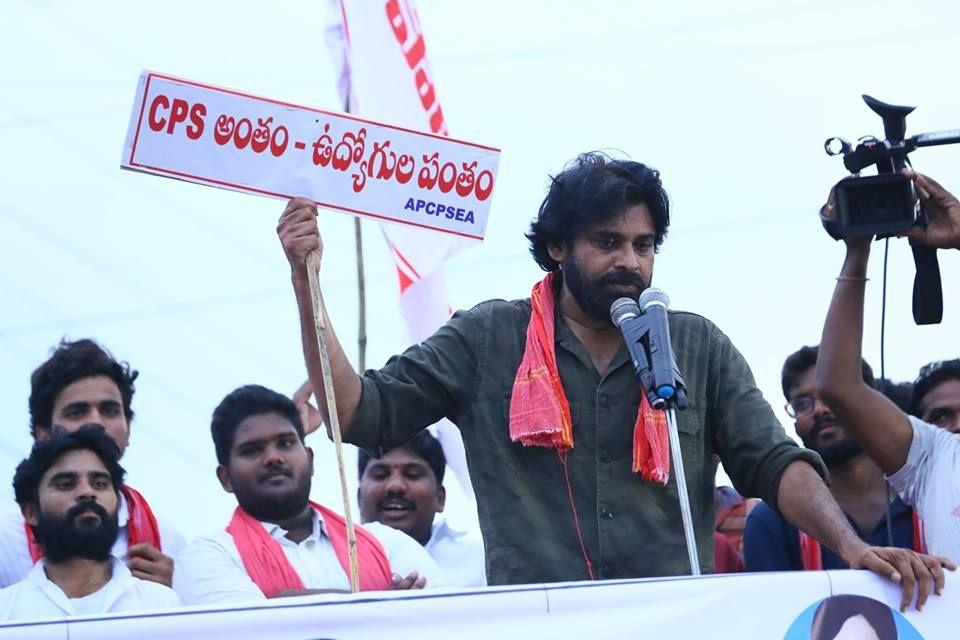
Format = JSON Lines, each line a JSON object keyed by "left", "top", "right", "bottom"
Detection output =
{"left": 610, "top": 298, "right": 659, "bottom": 406}
{"left": 637, "top": 288, "right": 679, "bottom": 404}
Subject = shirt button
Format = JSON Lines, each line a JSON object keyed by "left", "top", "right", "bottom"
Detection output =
{"left": 599, "top": 450, "right": 612, "bottom": 463}
{"left": 598, "top": 393, "right": 610, "bottom": 408}
{"left": 599, "top": 508, "right": 615, "bottom": 520}
{"left": 600, "top": 562, "right": 613, "bottom": 575}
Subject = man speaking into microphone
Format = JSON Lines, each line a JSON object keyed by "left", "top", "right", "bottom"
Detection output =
{"left": 278, "top": 152, "right": 944, "bottom": 606}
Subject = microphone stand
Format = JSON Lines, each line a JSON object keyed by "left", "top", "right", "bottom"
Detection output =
{"left": 614, "top": 302, "right": 700, "bottom": 576}
{"left": 663, "top": 401, "right": 700, "bottom": 576}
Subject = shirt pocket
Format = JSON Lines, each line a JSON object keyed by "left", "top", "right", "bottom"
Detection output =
{"left": 500, "top": 397, "right": 579, "bottom": 485}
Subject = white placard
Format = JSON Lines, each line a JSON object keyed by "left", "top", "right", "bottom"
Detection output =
{"left": 121, "top": 71, "right": 500, "bottom": 241}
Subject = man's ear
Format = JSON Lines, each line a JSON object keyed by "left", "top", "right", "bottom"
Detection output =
{"left": 306, "top": 447, "right": 314, "bottom": 477}
{"left": 546, "top": 241, "right": 568, "bottom": 266}
{"left": 216, "top": 465, "right": 233, "bottom": 493}
{"left": 20, "top": 503, "right": 39, "bottom": 527}
{"left": 33, "top": 426, "right": 52, "bottom": 443}
{"left": 435, "top": 485, "right": 446, "bottom": 513}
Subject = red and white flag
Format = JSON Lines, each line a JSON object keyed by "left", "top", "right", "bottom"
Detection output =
{"left": 325, "top": 0, "right": 475, "bottom": 500}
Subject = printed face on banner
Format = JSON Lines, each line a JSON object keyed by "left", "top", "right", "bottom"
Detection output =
{"left": 121, "top": 71, "right": 500, "bottom": 241}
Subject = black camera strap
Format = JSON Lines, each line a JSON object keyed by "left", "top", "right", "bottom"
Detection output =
{"left": 911, "top": 245, "right": 943, "bottom": 325}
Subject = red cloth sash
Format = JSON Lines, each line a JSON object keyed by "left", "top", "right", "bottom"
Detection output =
{"left": 509, "top": 273, "right": 670, "bottom": 483}
{"left": 226, "top": 501, "right": 392, "bottom": 596}
{"left": 798, "top": 511, "right": 927, "bottom": 570}
{"left": 26, "top": 485, "right": 162, "bottom": 562}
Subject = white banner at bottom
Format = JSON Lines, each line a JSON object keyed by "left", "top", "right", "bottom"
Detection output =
{"left": 0, "top": 570, "right": 950, "bottom": 639}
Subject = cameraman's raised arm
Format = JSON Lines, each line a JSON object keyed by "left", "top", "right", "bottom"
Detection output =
{"left": 814, "top": 193, "right": 913, "bottom": 475}
{"left": 902, "top": 172, "right": 960, "bottom": 249}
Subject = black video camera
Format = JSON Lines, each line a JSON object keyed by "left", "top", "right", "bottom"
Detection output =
{"left": 824, "top": 95, "right": 960, "bottom": 325}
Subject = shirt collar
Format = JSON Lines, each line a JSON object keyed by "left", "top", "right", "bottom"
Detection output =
{"left": 259, "top": 510, "right": 326, "bottom": 546}
{"left": 553, "top": 297, "right": 631, "bottom": 377}
{"left": 430, "top": 518, "right": 468, "bottom": 543}
{"left": 28, "top": 557, "right": 133, "bottom": 615}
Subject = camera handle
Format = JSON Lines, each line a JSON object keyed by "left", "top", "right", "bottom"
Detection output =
{"left": 912, "top": 245, "right": 943, "bottom": 324}
{"left": 862, "top": 96, "right": 945, "bottom": 325}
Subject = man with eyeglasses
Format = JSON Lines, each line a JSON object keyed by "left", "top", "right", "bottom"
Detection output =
{"left": 744, "top": 346, "right": 924, "bottom": 572}
{"left": 816, "top": 171, "right": 960, "bottom": 567}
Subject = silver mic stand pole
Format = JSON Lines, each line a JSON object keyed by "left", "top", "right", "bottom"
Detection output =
{"left": 664, "top": 405, "right": 700, "bottom": 576}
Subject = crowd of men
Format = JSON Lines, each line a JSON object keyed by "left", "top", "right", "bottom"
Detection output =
{"left": 1, "top": 155, "right": 959, "bottom": 623}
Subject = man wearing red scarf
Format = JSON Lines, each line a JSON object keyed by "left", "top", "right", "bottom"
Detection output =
{"left": 173, "top": 385, "right": 443, "bottom": 605}
{"left": 278, "top": 152, "right": 947, "bottom": 609}
{"left": 0, "top": 339, "right": 184, "bottom": 588}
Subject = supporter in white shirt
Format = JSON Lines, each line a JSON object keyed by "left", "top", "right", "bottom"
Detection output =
{"left": 1, "top": 426, "right": 181, "bottom": 621}
{"left": 0, "top": 495, "right": 184, "bottom": 588}
{"left": 175, "top": 513, "right": 443, "bottom": 604}
{"left": 0, "top": 558, "right": 180, "bottom": 621}
{"left": 356, "top": 431, "right": 486, "bottom": 587}
{"left": 887, "top": 415, "right": 960, "bottom": 562}
{"left": 174, "top": 385, "right": 444, "bottom": 605}
{"left": 4, "top": 338, "right": 185, "bottom": 588}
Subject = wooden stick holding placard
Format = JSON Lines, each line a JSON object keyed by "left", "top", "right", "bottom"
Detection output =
{"left": 305, "top": 251, "right": 361, "bottom": 593}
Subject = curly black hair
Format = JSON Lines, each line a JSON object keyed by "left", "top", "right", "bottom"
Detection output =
{"left": 29, "top": 339, "right": 138, "bottom": 437}
{"left": 13, "top": 425, "right": 125, "bottom": 507}
{"left": 526, "top": 152, "right": 670, "bottom": 272}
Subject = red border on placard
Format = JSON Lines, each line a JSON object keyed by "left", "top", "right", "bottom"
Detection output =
{"left": 133, "top": 71, "right": 500, "bottom": 152}
{"left": 126, "top": 162, "right": 485, "bottom": 241}
{"left": 126, "top": 71, "right": 493, "bottom": 241}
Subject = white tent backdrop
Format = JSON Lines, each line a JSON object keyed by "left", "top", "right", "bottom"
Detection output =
{"left": 1, "top": 0, "right": 958, "bottom": 541}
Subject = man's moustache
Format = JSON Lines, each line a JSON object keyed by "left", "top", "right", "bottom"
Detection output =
{"left": 258, "top": 467, "right": 293, "bottom": 481}
{"left": 378, "top": 495, "right": 416, "bottom": 511}
{"left": 66, "top": 501, "right": 109, "bottom": 524}
{"left": 596, "top": 273, "right": 647, "bottom": 288}
{"left": 809, "top": 415, "right": 841, "bottom": 440}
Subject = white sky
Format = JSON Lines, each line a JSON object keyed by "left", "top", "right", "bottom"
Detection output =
{"left": 1, "top": 0, "right": 958, "bottom": 540}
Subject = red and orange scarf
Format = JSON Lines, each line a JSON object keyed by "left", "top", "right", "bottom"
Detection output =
{"left": 509, "top": 273, "right": 670, "bottom": 484}
{"left": 226, "top": 501, "right": 392, "bottom": 596}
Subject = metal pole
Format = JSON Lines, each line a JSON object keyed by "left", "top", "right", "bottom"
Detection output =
{"left": 665, "top": 407, "right": 700, "bottom": 576}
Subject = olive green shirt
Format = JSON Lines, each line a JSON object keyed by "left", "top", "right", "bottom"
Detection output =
{"left": 347, "top": 298, "right": 825, "bottom": 585}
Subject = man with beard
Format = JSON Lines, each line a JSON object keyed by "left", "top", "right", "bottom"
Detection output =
{"left": 357, "top": 431, "right": 487, "bottom": 587}
{"left": 277, "top": 152, "right": 945, "bottom": 608}
{"left": 173, "top": 385, "right": 443, "bottom": 605}
{"left": 0, "top": 427, "right": 180, "bottom": 620}
{"left": 743, "top": 346, "right": 923, "bottom": 571}
{"left": 0, "top": 339, "right": 184, "bottom": 588}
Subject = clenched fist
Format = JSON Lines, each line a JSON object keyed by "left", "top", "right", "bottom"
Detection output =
{"left": 277, "top": 197, "right": 322, "bottom": 270}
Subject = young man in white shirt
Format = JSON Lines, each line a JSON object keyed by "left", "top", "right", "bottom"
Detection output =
{"left": 0, "top": 339, "right": 184, "bottom": 589}
{"left": 174, "top": 385, "right": 444, "bottom": 605}
{"left": 358, "top": 431, "right": 486, "bottom": 587}
{"left": 816, "top": 171, "right": 960, "bottom": 572}
{"left": 0, "top": 427, "right": 180, "bottom": 620}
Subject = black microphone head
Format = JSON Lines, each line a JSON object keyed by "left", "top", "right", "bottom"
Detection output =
{"left": 610, "top": 297, "right": 641, "bottom": 326}
{"left": 638, "top": 287, "right": 670, "bottom": 310}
